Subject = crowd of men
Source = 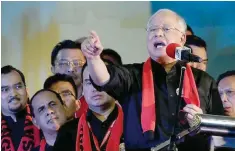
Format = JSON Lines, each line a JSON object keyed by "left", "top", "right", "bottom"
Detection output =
{"left": 1, "top": 8, "right": 235, "bottom": 151}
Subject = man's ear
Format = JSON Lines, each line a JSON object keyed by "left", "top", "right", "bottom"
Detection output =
{"left": 75, "top": 100, "right": 81, "bottom": 111}
{"left": 180, "top": 33, "right": 186, "bottom": 45}
{"left": 26, "top": 87, "right": 30, "bottom": 102}
{"left": 51, "top": 66, "right": 56, "bottom": 74}
{"left": 32, "top": 118, "right": 40, "bottom": 129}
{"left": 82, "top": 89, "right": 84, "bottom": 96}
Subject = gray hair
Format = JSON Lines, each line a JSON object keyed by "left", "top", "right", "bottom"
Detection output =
{"left": 147, "top": 9, "right": 187, "bottom": 33}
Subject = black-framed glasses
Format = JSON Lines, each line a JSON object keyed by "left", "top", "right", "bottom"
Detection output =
{"left": 59, "top": 90, "right": 76, "bottom": 98}
{"left": 55, "top": 60, "right": 85, "bottom": 69}
{"left": 219, "top": 90, "right": 235, "bottom": 98}
{"left": 201, "top": 59, "right": 208, "bottom": 64}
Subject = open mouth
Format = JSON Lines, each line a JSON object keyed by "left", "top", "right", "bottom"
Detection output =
{"left": 154, "top": 42, "right": 166, "bottom": 48}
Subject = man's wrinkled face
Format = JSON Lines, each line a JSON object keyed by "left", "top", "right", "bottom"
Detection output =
{"left": 218, "top": 75, "right": 235, "bottom": 117}
{"left": 32, "top": 91, "right": 67, "bottom": 132}
{"left": 146, "top": 11, "right": 186, "bottom": 61}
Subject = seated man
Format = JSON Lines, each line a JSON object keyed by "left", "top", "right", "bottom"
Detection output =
{"left": 53, "top": 62, "right": 124, "bottom": 151}
{"left": 211, "top": 70, "right": 235, "bottom": 150}
{"left": 44, "top": 74, "right": 80, "bottom": 120}
{"left": 30, "top": 89, "right": 67, "bottom": 151}
{"left": 1, "top": 65, "right": 40, "bottom": 150}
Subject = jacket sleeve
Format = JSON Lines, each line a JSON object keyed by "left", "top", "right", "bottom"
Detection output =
{"left": 90, "top": 64, "right": 140, "bottom": 101}
{"left": 53, "top": 120, "right": 78, "bottom": 151}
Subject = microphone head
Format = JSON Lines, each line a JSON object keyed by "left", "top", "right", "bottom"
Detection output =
{"left": 166, "top": 43, "right": 181, "bottom": 59}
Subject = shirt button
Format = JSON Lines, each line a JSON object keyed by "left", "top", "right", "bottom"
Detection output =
{"left": 172, "top": 113, "right": 175, "bottom": 116}
{"left": 102, "top": 124, "right": 107, "bottom": 128}
{"left": 170, "top": 94, "right": 173, "bottom": 97}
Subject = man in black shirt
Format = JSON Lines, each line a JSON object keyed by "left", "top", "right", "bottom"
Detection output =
{"left": 30, "top": 89, "right": 67, "bottom": 151}
{"left": 1, "top": 65, "right": 40, "bottom": 150}
{"left": 81, "top": 9, "right": 224, "bottom": 150}
{"left": 53, "top": 62, "right": 124, "bottom": 151}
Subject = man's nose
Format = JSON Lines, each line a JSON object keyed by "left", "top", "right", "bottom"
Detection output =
{"left": 67, "top": 65, "right": 75, "bottom": 73}
{"left": 9, "top": 87, "right": 18, "bottom": 98}
{"left": 46, "top": 107, "right": 54, "bottom": 116}
{"left": 154, "top": 28, "right": 164, "bottom": 37}
{"left": 221, "top": 92, "right": 228, "bottom": 103}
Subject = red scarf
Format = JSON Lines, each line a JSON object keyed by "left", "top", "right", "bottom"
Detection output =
{"left": 76, "top": 103, "right": 123, "bottom": 151}
{"left": 39, "top": 139, "right": 46, "bottom": 151}
{"left": 1, "top": 105, "right": 40, "bottom": 151}
{"left": 75, "top": 96, "right": 88, "bottom": 118}
{"left": 141, "top": 58, "right": 200, "bottom": 135}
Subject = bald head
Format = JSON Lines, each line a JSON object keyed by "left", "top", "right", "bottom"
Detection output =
{"left": 147, "top": 9, "right": 187, "bottom": 33}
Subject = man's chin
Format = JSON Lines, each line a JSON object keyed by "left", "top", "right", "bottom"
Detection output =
{"left": 9, "top": 105, "right": 23, "bottom": 113}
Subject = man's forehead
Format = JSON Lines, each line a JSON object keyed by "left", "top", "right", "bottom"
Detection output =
{"left": 189, "top": 45, "right": 207, "bottom": 58}
{"left": 33, "top": 91, "right": 58, "bottom": 103}
{"left": 1, "top": 71, "right": 23, "bottom": 85}
{"left": 82, "top": 66, "right": 90, "bottom": 78}
{"left": 149, "top": 11, "right": 177, "bottom": 23}
{"left": 56, "top": 48, "right": 84, "bottom": 59}
{"left": 52, "top": 81, "right": 72, "bottom": 89}
{"left": 219, "top": 76, "right": 235, "bottom": 88}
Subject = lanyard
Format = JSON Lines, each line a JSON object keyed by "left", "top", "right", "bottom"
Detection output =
{"left": 87, "top": 120, "right": 116, "bottom": 151}
{"left": 39, "top": 139, "right": 46, "bottom": 151}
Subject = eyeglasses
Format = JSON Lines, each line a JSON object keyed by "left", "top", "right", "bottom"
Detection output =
{"left": 201, "top": 59, "right": 208, "bottom": 65}
{"left": 59, "top": 90, "right": 76, "bottom": 99}
{"left": 146, "top": 26, "right": 184, "bottom": 35}
{"left": 55, "top": 60, "right": 85, "bottom": 69}
{"left": 219, "top": 90, "right": 235, "bottom": 98}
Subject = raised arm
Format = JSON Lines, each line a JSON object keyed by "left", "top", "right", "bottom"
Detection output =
{"left": 81, "top": 31, "right": 136, "bottom": 101}
{"left": 81, "top": 31, "right": 110, "bottom": 86}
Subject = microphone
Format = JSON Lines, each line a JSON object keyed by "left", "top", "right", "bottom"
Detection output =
{"left": 166, "top": 43, "right": 203, "bottom": 63}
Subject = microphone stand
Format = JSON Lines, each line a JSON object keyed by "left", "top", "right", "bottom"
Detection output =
{"left": 167, "top": 65, "right": 186, "bottom": 151}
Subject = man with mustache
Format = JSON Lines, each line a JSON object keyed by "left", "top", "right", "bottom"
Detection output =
{"left": 50, "top": 40, "right": 88, "bottom": 118}
{"left": 1, "top": 65, "right": 40, "bottom": 151}
{"left": 30, "top": 89, "right": 67, "bottom": 151}
{"left": 81, "top": 9, "right": 224, "bottom": 150}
